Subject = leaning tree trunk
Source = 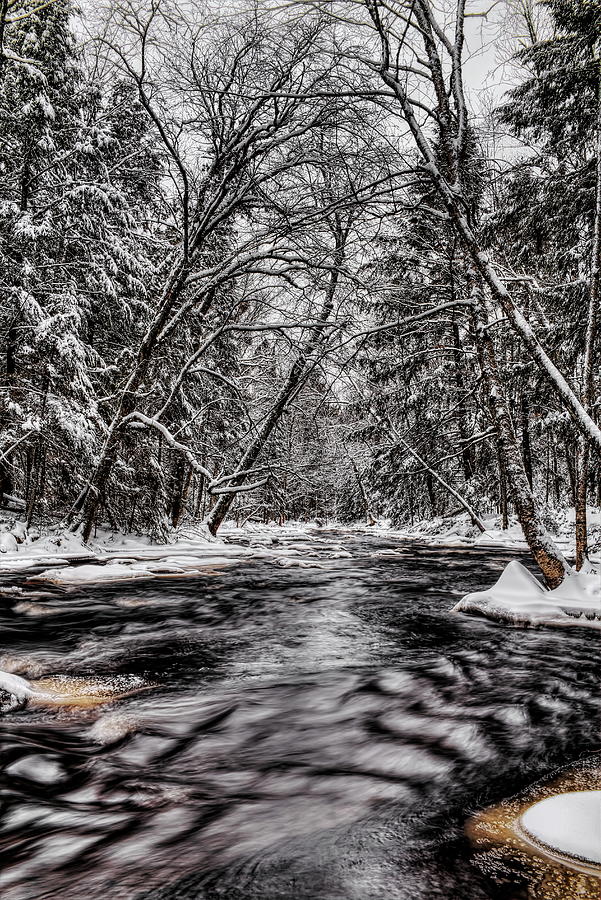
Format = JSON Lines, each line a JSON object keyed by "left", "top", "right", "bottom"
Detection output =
{"left": 204, "top": 356, "right": 311, "bottom": 535}
{"left": 379, "top": 64, "right": 601, "bottom": 457}
{"left": 575, "top": 58, "right": 601, "bottom": 570}
{"left": 379, "top": 421, "right": 487, "bottom": 533}
{"left": 471, "top": 281, "right": 569, "bottom": 588}
{"left": 66, "top": 256, "right": 192, "bottom": 541}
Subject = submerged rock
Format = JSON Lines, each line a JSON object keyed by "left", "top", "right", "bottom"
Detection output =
{"left": 467, "top": 756, "right": 601, "bottom": 899}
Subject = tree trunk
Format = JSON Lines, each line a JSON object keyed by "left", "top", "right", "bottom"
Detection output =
{"left": 575, "top": 439, "right": 590, "bottom": 570}
{"left": 170, "top": 460, "right": 192, "bottom": 528}
{"left": 0, "top": 322, "right": 16, "bottom": 505}
{"left": 496, "top": 437, "right": 509, "bottom": 530}
{"left": 521, "top": 395, "right": 533, "bottom": 488}
{"left": 450, "top": 258, "right": 474, "bottom": 481}
{"left": 470, "top": 282, "right": 568, "bottom": 587}
{"left": 575, "top": 56, "right": 601, "bottom": 570}
{"left": 204, "top": 353, "right": 313, "bottom": 535}
{"left": 347, "top": 451, "right": 377, "bottom": 525}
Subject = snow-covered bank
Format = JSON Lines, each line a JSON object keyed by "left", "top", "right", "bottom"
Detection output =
{"left": 388, "top": 507, "right": 601, "bottom": 558}
{"left": 0, "top": 518, "right": 358, "bottom": 584}
{"left": 0, "top": 507, "right": 598, "bottom": 571}
{"left": 453, "top": 560, "right": 601, "bottom": 630}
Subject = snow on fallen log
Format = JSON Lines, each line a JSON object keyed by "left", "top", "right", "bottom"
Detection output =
{"left": 453, "top": 560, "right": 601, "bottom": 629}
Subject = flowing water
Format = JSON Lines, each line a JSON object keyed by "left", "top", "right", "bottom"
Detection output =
{"left": 0, "top": 531, "right": 599, "bottom": 900}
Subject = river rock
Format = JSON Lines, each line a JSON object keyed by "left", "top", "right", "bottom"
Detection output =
{"left": 0, "top": 688, "right": 28, "bottom": 713}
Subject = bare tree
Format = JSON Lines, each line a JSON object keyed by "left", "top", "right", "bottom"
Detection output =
{"left": 66, "top": 0, "right": 346, "bottom": 539}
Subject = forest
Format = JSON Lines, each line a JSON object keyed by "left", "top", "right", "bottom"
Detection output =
{"left": 1, "top": 3, "right": 601, "bottom": 899}
{"left": 0, "top": 0, "right": 599, "bottom": 589}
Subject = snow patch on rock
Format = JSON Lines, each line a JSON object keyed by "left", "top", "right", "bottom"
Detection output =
{"left": 0, "top": 670, "right": 33, "bottom": 700}
{"left": 520, "top": 791, "right": 601, "bottom": 864}
{"left": 0, "top": 532, "right": 19, "bottom": 553}
{"left": 453, "top": 560, "right": 601, "bottom": 629}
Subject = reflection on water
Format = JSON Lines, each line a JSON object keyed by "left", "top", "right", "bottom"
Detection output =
{"left": 0, "top": 532, "right": 599, "bottom": 900}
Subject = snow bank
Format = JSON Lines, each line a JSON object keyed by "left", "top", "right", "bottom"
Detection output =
{"left": 453, "top": 560, "right": 601, "bottom": 629}
{"left": 386, "top": 507, "right": 601, "bottom": 559}
{"left": 0, "top": 532, "right": 19, "bottom": 553}
{"left": 520, "top": 790, "right": 601, "bottom": 864}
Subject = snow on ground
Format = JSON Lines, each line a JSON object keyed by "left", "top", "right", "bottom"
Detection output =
{"left": 0, "top": 517, "right": 352, "bottom": 584}
{"left": 519, "top": 791, "right": 601, "bottom": 864}
{"left": 453, "top": 559, "right": 601, "bottom": 630}
{"left": 389, "top": 507, "right": 601, "bottom": 558}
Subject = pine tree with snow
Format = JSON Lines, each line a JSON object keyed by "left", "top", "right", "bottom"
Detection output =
{"left": 0, "top": 1, "right": 165, "bottom": 522}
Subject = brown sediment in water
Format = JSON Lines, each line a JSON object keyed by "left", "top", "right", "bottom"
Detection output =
{"left": 466, "top": 756, "right": 601, "bottom": 899}
{"left": 29, "top": 675, "right": 154, "bottom": 709}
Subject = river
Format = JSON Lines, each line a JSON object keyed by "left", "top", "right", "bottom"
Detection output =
{"left": 0, "top": 530, "right": 599, "bottom": 899}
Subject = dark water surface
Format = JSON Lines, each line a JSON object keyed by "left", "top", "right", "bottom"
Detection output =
{"left": 0, "top": 531, "right": 599, "bottom": 900}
